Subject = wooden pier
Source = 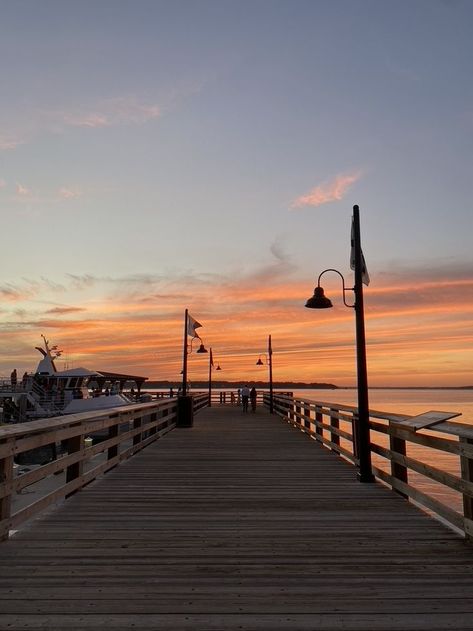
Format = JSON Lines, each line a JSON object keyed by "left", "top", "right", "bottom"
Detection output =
{"left": 1, "top": 401, "right": 473, "bottom": 630}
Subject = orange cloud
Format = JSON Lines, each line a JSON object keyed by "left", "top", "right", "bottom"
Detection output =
{"left": 1, "top": 264, "right": 473, "bottom": 388}
{"left": 291, "top": 172, "right": 361, "bottom": 209}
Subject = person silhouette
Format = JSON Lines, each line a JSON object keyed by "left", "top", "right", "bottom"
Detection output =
{"left": 241, "top": 385, "right": 250, "bottom": 413}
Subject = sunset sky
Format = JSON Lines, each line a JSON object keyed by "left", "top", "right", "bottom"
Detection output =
{"left": 1, "top": 0, "right": 472, "bottom": 387}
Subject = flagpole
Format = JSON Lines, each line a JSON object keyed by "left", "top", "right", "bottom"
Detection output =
{"left": 353, "top": 205, "right": 374, "bottom": 482}
{"left": 208, "top": 348, "right": 213, "bottom": 408}
{"left": 182, "top": 308, "right": 188, "bottom": 397}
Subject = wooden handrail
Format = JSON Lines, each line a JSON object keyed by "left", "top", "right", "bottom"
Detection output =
{"left": 0, "top": 394, "right": 208, "bottom": 541}
{"left": 264, "top": 393, "right": 473, "bottom": 541}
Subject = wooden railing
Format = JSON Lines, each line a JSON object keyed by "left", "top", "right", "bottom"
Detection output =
{"left": 152, "top": 390, "right": 291, "bottom": 405}
{"left": 0, "top": 393, "right": 208, "bottom": 541}
{"left": 264, "top": 393, "right": 473, "bottom": 541}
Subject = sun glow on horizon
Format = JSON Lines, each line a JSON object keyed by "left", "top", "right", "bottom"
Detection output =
{"left": 1, "top": 269, "right": 472, "bottom": 388}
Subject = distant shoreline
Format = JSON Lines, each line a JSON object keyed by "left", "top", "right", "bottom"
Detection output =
{"left": 145, "top": 380, "right": 473, "bottom": 391}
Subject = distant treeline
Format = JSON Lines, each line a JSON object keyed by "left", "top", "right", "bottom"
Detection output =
{"left": 145, "top": 380, "right": 338, "bottom": 389}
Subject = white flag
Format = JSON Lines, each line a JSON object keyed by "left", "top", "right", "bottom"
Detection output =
{"left": 350, "top": 218, "right": 370, "bottom": 286}
{"left": 187, "top": 313, "right": 202, "bottom": 339}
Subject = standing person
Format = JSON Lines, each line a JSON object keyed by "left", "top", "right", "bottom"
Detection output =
{"left": 237, "top": 388, "right": 241, "bottom": 405}
{"left": 241, "top": 384, "right": 250, "bottom": 413}
{"left": 10, "top": 369, "right": 17, "bottom": 387}
{"left": 250, "top": 387, "right": 257, "bottom": 413}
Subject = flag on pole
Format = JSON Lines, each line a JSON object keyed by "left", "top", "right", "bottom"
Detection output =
{"left": 350, "top": 217, "right": 370, "bottom": 286}
{"left": 187, "top": 313, "right": 202, "bottom": 339}
{"left": 210, "top": 348, "right": 214, "bottom": 367}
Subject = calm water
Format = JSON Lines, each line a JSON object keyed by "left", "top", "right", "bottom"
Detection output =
{"left": 290, "top": 387, "right": 473, "bottom": 425}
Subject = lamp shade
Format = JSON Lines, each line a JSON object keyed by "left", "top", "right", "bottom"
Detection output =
{"left": 256, "top": 357, "right": 264, "bottom": 365}
{"left": 305, "top": 285, "right": 333, "bottom": 309}
{"left": 196, "top": 343, "right": 208, "bottom": 353}
{"left": 216, "top": 365, "right": 222, "bottom": 371}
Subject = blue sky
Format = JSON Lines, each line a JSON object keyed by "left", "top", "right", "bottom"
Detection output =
{"left": 1, "top": 0, "right": 472, "bottom": 385}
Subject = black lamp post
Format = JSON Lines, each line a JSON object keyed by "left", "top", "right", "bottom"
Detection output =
{"left": 208, "top": 348, "right": 221, "bottom": 408}
{"left": 305, "top": 205, "right": 374, "bottom": 483}
{"left": 256, "top": 334, "right": 273, "bottom": 414}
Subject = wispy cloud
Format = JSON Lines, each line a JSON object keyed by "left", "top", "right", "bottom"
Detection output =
{"left": 45, "top": 306, "right": 86, "bottom": 315}
{"left": 62, "top": 97, "right": 161, "bottom": 129}
{"left": 16, "top": 183, "right": 30, "bottom": 196}
{"left": 58, "top": 187, "right": 81, "bottom": 199}
{"left": 291, "top": 172, "right": 362, "bottom": 209}
{"left": 0, "top": 136, "right": 23, "bottom": 151}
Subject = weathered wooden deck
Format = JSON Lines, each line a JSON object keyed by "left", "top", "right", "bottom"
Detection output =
{"left": 1, "top": 404, "right": 473, "bottom": 630}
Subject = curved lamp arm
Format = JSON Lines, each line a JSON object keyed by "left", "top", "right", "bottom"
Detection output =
{"left": 317, "top": 268, "right": 355, "bottom": 309}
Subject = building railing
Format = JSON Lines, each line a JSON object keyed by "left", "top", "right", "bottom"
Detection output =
{"left": 0, "top": 393, "right": 208, "bottom": 541}
{"left": 264, "top": 393, "right": 473, "bottom": 541}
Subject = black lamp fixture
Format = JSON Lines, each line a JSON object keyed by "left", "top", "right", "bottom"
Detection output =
{"left": 305, "top": 205, "right": 374, "bottom": 483}
{"left": 208, "top": 348, "right": 221, "bottom": 407}
{"left": 255, "top": 335, "right": 273, "bottom": 414}
{"left": 305, "top": 269, "right": 353, "bottom": 310}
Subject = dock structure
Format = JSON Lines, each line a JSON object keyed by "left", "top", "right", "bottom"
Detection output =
{"left": 1, "top": 399, "right": 473, "bottom": 629}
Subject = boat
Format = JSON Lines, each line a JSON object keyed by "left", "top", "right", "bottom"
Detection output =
{"left": 0, "top": 336, "right": 148, "bottom": 422}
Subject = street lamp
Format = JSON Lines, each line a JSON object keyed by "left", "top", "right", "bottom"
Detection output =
{"left": 208, "top": 348, "right": 221, "bottom": 408}
{"left": 256, "top": 334, "right": 273, "bottom": 414}
{"left": 305, "top": 205, "right": 374, "bottom": 483}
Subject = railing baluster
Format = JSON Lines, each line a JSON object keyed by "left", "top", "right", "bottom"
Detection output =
{"left": 315, "top": 407, "right": 323, "bottom": 441}
{"left": 304, "top": 403, "right": 310, "bottom": 430}
{"left": 460, "top": 437, "right": 473, "bottom": 541}
{"left": 330, "top": 407, "right": 340, "bottom": 451}
{"left": 66, "top": 433, "right": 84, "bottom": 497}
{"left": 389, "top": 422, "right": 408, "bottom": 498}
{"left": 0, "top": 449, "right": 13, "bottom": 541}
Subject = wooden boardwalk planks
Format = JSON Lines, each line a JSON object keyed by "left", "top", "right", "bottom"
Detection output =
{"left": 1, "top": 405, "right": 473, "bottom": 630}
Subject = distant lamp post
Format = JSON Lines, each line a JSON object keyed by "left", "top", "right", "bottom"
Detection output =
{"left": 208, "top": 348, "right": 221, "bottom": 408}
{"left": 305, "top": 205, "right": 374, "bottom": 483}
{"left": 256, "top": 334, "right": 273, "bottom": 414}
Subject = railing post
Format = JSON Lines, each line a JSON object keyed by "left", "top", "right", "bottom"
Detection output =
{"left": 460, "top": 437, "right": 473, "bottom": 541}
{"left": 0, "top": 449, "right": 14, "bottom": 541}
{"left": 304, "top": 403, "right": 311, "bottom": 430}
{"left": 289, "top": 400, "right": 295, "bottom": 424}
{"left": 108, "top": 422, "right": 119, "bottom": 461}
{"left": 352, "top": 412, "right": 358, "bottom": 460}
{"left": 315, "top": 407, "right": 323, "bottom": 441}
{"left": 295, "top": 402, "right": 302, "bottom": 428}
{"left": 133, "top": 415, "right": 143, "bottom": 447}
{"left": 330, "top": 408, "right": 340, "bottom": 451}
{"left": 66, "top": 433, "right": 84, "bottom": 497}
{"left": 389, "top": 422, "right": 408, "bottom": 498}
